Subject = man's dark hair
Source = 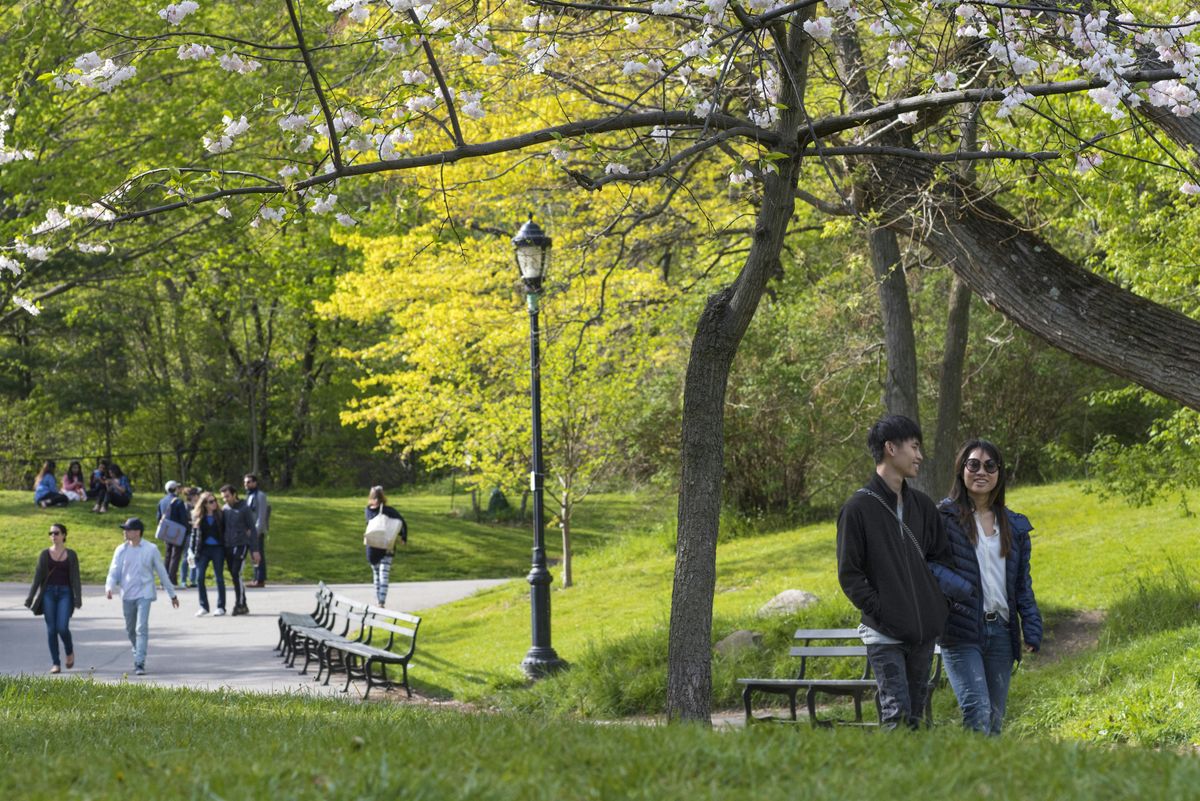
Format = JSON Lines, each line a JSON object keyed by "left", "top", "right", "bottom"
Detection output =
{"left": 219, "top": 483, "right": 237, "bottom": 495}
{"left": 866, "top": 415, "right": 923, "bottom": 464}
{"left": 244, "top": 473, "right": 258, "bottom": 483}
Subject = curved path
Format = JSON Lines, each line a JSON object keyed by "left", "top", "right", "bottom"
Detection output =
{"left": 0, "top": 579, "right": 508, "bottom": 695}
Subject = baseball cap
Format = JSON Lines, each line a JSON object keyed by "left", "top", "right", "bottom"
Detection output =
{"left": 118, "top": 517, "right": 145, "bottom": 531}
{"left": 165, "top": 480, "right": 180, "bottom": 492}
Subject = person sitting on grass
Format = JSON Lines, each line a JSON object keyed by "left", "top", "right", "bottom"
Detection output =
{"left": 34, "top": 460, "right": 69, "bottom": 508}
{"left": 61, "top": 461, "right": 87, "bottom": 502}
{"left": 94, "top": 463, "right": 132, "bottom": 513}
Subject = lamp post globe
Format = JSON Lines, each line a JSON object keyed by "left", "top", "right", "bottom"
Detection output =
{"left": 513, "top": 214, "right": 565, "bottom": 679}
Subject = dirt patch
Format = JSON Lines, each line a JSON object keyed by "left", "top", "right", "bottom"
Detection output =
{"left": 1036, "top": 609, "right": 1105, "bottom": 665}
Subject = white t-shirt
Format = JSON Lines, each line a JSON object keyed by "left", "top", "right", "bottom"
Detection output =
{"left": 974, "top": 514, "right": 1008, "bottom": 621}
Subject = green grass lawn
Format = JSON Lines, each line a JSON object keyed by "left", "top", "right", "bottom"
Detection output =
{"left": 0, "top": 489, "right": 661, "bottom": 584}
{"left": 3, "top": 677, "right": 1200, "bottom": 801}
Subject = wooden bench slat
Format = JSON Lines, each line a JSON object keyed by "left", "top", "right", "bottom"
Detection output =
{"left": 788, "top": 645, "right": 868, "bottom": 657}
{"left": 791, "top": 628, "right": 861, "bottom": 639}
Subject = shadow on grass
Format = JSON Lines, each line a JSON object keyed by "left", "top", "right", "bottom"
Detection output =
{"left": 1103, "top": 561, "right": 1200, "bottom": 644}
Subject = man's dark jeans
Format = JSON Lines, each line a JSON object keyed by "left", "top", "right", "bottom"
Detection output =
{"left": 866, "top": 639, "right": 937, "bottom": 730}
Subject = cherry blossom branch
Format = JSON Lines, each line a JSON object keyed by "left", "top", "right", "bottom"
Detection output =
{"left": 409, "top": 9, "right": 464, "bottom": 147}
{"left": 569, "top": 126, "right": 766, "bottom": 190}
{"left": 801, "top": 145, "right": 1061, "bottom": 161}
{"left": 283, "top": 0, "right": 342, "bottom": 170}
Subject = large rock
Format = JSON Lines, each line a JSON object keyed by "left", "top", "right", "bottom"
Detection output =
{"left": 714, "top": 630, "right": 762, "bottom": 658}
{"left": 758, "top": 589, "right": 819, "bottom": 616}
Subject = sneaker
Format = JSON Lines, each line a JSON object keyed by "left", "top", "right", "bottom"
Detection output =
{"left": 134, "top": 665, "right": 146, "bottom": 675}
{"left": 213, "top": 608, "right": 226, "bottom": 617}
{"left": 195, "top": 608, "right": 209, "bottom": 617}
{"left": 232, "top": 605, "right": 249, "bottom": 616}
{"left": 49, "top": 665, "right": 60, "bottom": 674}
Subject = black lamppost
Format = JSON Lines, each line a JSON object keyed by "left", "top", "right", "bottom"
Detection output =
{"left": 513, "top": 215, "right": 566, "bottom": 679}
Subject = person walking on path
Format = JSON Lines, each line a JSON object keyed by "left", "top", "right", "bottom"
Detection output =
{"left": 364, "top": 486, "right": 407, "bottom": 607}
{"left": 105, "top": 517, "right": 179, "bottom": 675}
{"left": 244, "top": 474, "right": 269, "bottom": 588}
{"left": 219, "top": 484, "right": 259, "bottom": 616}
{"left": 933, "top": 439, "right": 1042, "bottom": 735}
{"left": 157, "top": 480, "right": 191, "bottom": 587}
{"left": 836, "top": 415, "right": 971, "bottom": 730}
{"left": 34, "top": 460, "right": 69, "bottom": 508}
{"left": 191, "top": 491, "right": 227, "bottom": 616}
{"left": 24, "top": 522, "right": 82, "bottom": 673}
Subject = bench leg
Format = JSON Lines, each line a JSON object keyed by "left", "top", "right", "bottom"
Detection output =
{"left": 742, "top": 687, "right": 755, "bottom": 724}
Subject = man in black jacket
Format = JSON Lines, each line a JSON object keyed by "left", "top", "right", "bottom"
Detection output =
{"left": 837, "top": 415, "right": 961, "bottom": 730}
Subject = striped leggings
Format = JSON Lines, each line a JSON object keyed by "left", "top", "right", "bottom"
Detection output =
{"left": 370, "top": 554, "right": 393, "bottom": 606}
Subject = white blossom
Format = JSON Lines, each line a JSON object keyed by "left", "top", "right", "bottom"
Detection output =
{"left": 405, "top": 94, "right": 438, "bottom": 113}
{"left": 177, "top": 43, "right": 215, "bottom": 61}
{"left": 223, "top": 115, "right": 250, "bottom": 137}
{"left": 897, "top": 111, "right": 919, "bottom": 124}
{"left": 521, "top": 12, "right": 554, "bottom": 29}
{"left": 728, "top": 168, "right": 754, "bottom": 185}
{"left": 218, "top": 53, "right": 262, "bottom": 74}
{"left": 550, "top": 146, "right": 569, "bottom": 162}
{"left": 11, "top": 295, "right": 40, "bottom": 316}
{"left": 335, "top": 212, "right": 358, "bottom": 226}
{"left": 523, "top": 38, "right": 560, "bottom": 74}
{"left": 402, "top": 70, "right": 429, "bottom": 85}
{"left": 481, "top": 52, "right": 501, "bottom": 66}
{"left": 933, "top": 71, "right": 958, "bottom": 90}
{"left": 0, "top": 255, "right": 21, "bottom": 275}
{"left": 459, "top": 91, "right": 486, "bottom": 120}
{"left": 379, "top": 128, "right": 413, "bottom": 159}
{"left": 259, "top": 205, "right": 286, "bottom": 223}
{"left": 310, "top": 194, "right": 337, "bottom": 214}
{"left": 278, "top": 165, "right": 300, "bottom": 178}
{"left": 295, "top": 135, "right": 315, "bottom": 152}
{"left": 1075, "top": 153, "right": 1103, "bottom": 174}
{"left": 651, "top": 0, "right": 681, "bottom": 13}
{"left": 278, "top": 114, "right": 309, "bottom": 133}
{"left": 1181, "top": 182, "right": 1200, "bottom": 195}
{"left": 216, "top": 205, "right": 232, "bottom": 219}
{"left": 75, "top": 242, "right": 108, "bottom": 254}
{"left": 15, "top": 242, "right": 49, "bottom": 261}
{"left": 604, "top": 162, "right": 630, "bottom": 176}
{"left": 996, "top": 86, "right": 1033, "bottom": 119}
{"left": 158, "top": 1, "right": 199, "bottom": 26}
{"left": 649, "top": 126, "right": 672, "bottom": 145}
{"left": 56, "top": 53, "right": 137, "bottom": 93}
{"left": 624, "top": 17, "right": 641, "bottom": 33}
{"left": 803, "top": 17, "right": 833, "bottom": 40}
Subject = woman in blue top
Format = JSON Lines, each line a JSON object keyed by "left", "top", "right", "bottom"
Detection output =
{"left": 935, "top": 439, "right": 1042, "bottom": 735}
{"left": 94, "top": 463, "right": 132, "bottom": 513}
{"left": 34, "top": 460, "right": 69, "bottom": 508}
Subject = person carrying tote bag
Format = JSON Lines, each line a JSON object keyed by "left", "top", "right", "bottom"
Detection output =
{"left": 363, "top": 486, "right": 407, "bottom": 607}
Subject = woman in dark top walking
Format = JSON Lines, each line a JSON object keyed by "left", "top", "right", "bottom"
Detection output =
{"left": 190, "top": 491, "right": 227, "bottom": 616}
{"left": 25, "top": 522, "right": 83, "bottom": 673}
{"left": 364, "top": 486, "right": 407, "bottom": 606}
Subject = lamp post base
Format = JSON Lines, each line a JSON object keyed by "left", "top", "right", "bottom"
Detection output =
{"left": 521, "top": 647, "right": 567, "bottom": 680}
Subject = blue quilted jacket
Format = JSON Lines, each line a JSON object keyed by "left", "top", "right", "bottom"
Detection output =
{"left": 931, "top": 499, "right": 1043, "bottom": 661}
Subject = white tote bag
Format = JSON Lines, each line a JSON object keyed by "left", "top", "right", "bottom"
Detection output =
{"left": 363, "top": 514, "right": 402, "bottom": 550}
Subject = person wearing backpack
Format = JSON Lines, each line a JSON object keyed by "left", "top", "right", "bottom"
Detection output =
{"left": 836, "top": 415, "right": 971, "bottom": 730}
{"left": 364, "top": 485, "right": 407, "bottom": 607}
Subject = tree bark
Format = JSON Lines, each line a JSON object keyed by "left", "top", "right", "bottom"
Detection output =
{"left": 869, "top": 227, "right": 921, "bottom": 426}
{"left": 929, "top": 276, "right": 972, "bottom": 495}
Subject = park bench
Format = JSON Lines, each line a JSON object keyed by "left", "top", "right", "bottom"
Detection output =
{"left": 276, "top": 581, "right": 332, "bottom": 660}
{"left": 287, "top": 593, "right": 367, "bottom": 679}
{"left": 737, "top": 628, "right": 943, "bottom": 727}
{"left": 324, "top": 605, "right": 421, "bottom": 699}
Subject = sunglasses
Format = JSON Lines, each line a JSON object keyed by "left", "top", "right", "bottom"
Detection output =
{"left": 48, "top": 530, "right": 63, "bottom": 536}
{"left": 964, "top": 458, "right": 999, "bottom": 475}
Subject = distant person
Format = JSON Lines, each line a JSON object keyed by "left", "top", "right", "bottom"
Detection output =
{"left": 102, "top": 464, "right": 133, "bottom": 510}
{"left": 24, "top": 522, "right": 82, "bottom": 673}
{"left": 934, "top": 439, "right": 1042, "bottom": 735}
{"left": 181, "top": 486, "right": 201, "bottom": 588}
{"left": 156, "top": 480, "right": 191, "bottom": 587}
{"left": 105, "top": 517, "right": 180, "bottom": 675}
{"left": 87, "top": 459, "right": 110, "bottom": 504}
{"left": 190, "top": 491, "right": 226, "bottom": 616}
{"left": 61, "top": 461, "right": 87, "bottom": 502}
{"left": 244, "top": 473, "right": 269, "bottom": 588}
{"left": 219, "top": 484, "right": 259, "bottom": 616}
{"left": 34, "top": 460, "right": 69, "bottom": 508}
{"left": 836, "top": 415, "right": 970, "bottom": 731}
{"left": 364, "top": 485, "right": 407, "bottom": 607}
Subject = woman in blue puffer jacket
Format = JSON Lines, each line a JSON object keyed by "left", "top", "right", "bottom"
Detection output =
{"left": 932, "top": 438, "right": 1042, "bottom": 735}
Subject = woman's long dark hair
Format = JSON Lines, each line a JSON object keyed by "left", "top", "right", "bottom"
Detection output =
{"left": 66, "top": 461, "right": 84, "bottom": 482}
{"left": 947, "top": 439, "right": 1012, "bottom": 558}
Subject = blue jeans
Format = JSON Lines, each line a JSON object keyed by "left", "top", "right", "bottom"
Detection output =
{"left": 122, "top": 597, "right": 153, "bottom": 669}
{"left": 195, "top": 544, "right": 226, "bottom": 612}
{"left": 865, "top": 639, "right": 937, "bottom": 730}
{"left": 42, "top": 584, "right": 74, "bottom": 667}
{"left": 942, "top": 619, "right": 1015, "bottom": 735}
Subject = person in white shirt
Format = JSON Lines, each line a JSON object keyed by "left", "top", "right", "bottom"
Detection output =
{"left": 105, "top": 517, "right": 180, "bottom": 675}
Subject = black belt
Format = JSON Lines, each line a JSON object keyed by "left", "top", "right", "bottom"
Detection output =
{"left": 984, "top": 611, "right": 1001, "bottom": 622}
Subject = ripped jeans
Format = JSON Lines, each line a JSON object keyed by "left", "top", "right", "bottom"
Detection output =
{"left": 941, "top": 618, "right": 1014, "bottom": 735}
{"left": 865, "top": 639, "right": 937, "bottom": 730}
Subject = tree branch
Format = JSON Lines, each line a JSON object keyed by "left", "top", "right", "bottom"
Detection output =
{"left": 284, "top": 0, "right": 342, "bottom": 170}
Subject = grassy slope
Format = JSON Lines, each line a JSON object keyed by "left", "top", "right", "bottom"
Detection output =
{"left": 3, "top": 677, "right": 1200, "bottom": 801}
{"left": 0, "top": 489, "right": 655, "bottom": 584}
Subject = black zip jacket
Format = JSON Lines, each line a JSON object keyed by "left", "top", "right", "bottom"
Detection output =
{"left": 837, "top": 473, "right": 954, "bottom": 644}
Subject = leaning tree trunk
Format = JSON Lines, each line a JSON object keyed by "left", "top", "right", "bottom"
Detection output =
{"left": 666, "top": 14, "right": 811, "bottom": 722}
{"left": 870, "top": 226, "right": 921, "bottom": 428}
{"left": 928, "top": 276, "right": 972, "bottom": 495}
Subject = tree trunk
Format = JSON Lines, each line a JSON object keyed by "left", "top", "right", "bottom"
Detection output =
{"left": 893, "top": 177, "right": 1200, "bottom": 410}
{"left": 559, "top": 494, "right": 572, "bottom": 589}
{"left": 928, "top": 276, "right": 972, "bottom": 496}
{"left": 869, "top": 227, "right": 921, "bottom": 424}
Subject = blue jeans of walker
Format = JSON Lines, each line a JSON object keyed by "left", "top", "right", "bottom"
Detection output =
{"left": 865, "top": 639, "right": 937, "bottom": 730}
{"left": 942, "top": 619, "right": 1015, "bottom": 735}
{"left": 195, "top": 544, "right": 226, "bottom": 612}
{"left": 42, "top": 584, "right": 74, "bottom": 667}
{"left": 122, "top": 597, "right": 153, "bottom": 668}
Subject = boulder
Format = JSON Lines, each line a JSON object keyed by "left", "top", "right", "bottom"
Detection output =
{"left": 758, "top": 589, "right": 819, "bottom": 616}
{"left": 714, "top": 629, "right": 762, "bottom": 658}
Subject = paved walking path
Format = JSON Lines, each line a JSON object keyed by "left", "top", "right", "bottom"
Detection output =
{"left": 0, "top": 579, "right": 508, "bottom": 696}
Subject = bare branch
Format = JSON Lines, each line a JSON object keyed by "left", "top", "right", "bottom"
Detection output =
{"left": 284, "top": 0, "right": 342, "bottom": 170}
{"left": 409, "top": 9, "right": 465, "bottom": 147}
